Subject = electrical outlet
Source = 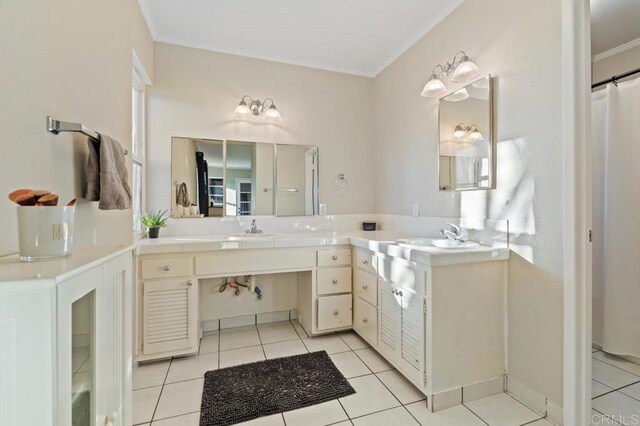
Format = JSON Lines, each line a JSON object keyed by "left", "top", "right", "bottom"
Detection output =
{"left": 319, "top": 204, "right": 327, "bottom": 215}
{"left": 412, "top": 203, "right": 420, "bottom": 217}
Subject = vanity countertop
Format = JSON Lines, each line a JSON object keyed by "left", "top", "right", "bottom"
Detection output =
{"left": 136, "top": 231, "right": 509, "bottom": 267}
{"left": 0, "top": 244, "right": 134, "bottom": 285}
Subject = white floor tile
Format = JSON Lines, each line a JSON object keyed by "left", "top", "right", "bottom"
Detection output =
{"left": 263, "top": 339, "right": 308, "bottom": 359}
{"left": 291, "top": 320, "right": 309, "bottom": 339}
{"left": 132, "top": 386, "right": 162, "bottom": 425}
{"left": 464, "top": 393, "right": 541, "bottom": 426}
{"left": 219, "top": 327, "right": 261, "bottom": 351}
{"left": 151, "top": 412, "right": 199, "bottom": 425}
{"left": 405, "top": 402, "right": 485, "bottom": 426}
{"left": 154, "top": 379, "right": 204, "bottom": 421}
{"left": 527, "top": 420, "right": 556, "bottom": 425}
{"left": 302, "top": 334, "right": 350, "bottom": 354}
{"left": 338, "top": 331, "right": 370, "bottom": 350}
{"left": 592, "top": 380, "right": 614, "bottom": 398}
{"left": 134, "top": 361, "right": 170, "bottom": 390}
{"left": 593, "top": 359, "right": 640, "bottom": 389}
{"left": 199, "top": 334, "right": 219, "bottom": 354}
{"left": 282, "top": 400, "right": 348, "bottom": 426}
{"left": 165, "top": 353, "right": 218, "bottom": 384}
{"left": 592, "top": 391, "right": 640, "bottom": 423}
{"left": 352, "top": 406, "right": 419, "bottom": 426}
{"left": 329, "top": 351, "right": 371, "bottom": 378}
{"left": 330, "top": 422, "right": 353, "bottom": 426}
{"left": 620, "top": 381, "right": 640, "bottom": 400}
{"left": 339, "top": 374, "right": 400, "bottom": 418}
{"left": 376, "top": 370, "right": 426, "bottom": 404}
{"left": 257, "top": 321, "right": 300, "bottom": 344}
{"left": 236, "top": 413, "right": 286, "bottom": 425}
{"left": 219, "top": 345, "right": 265, "bottom": 368}
{"left": 354, "top": 348, "right": 394, "bottom": 373}
{"left": 594, "top": 352, "right": 640, "bottom": 377}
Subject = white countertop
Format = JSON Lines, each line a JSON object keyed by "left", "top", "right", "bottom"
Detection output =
{"left": 0, "top": 244, "right": 134, "bottom": 284}
{"left": 136, "top": 231, "right": 509, "bottom": 267}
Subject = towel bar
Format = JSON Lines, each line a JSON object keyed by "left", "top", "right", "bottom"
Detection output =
{"left": 47, "top": 116, "right": 128, "bottom": 155}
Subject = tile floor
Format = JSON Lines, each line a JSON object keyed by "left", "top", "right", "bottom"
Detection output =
{"left": 133, "top": 321, "right": 551, "bottom": 426}
{"left": 590, "top": 348, "right": 640, "bottom": 425}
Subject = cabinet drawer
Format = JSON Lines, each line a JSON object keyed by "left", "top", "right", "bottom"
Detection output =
{"left": 353, "top": 297, "right": 378, "bottom": 347}
{"left": 354, "top": 267, "right": 377, "bottom": 306}
{"left": 317, "top": 267, "right": 352, "bottom": 295}
{"left": 353, "top": 249, "right": 377, "bottom": 274}
{"left": 317, "top": 294, "right": 352, "bottom": 330}
{"left": 317, "top": 248, "right": 351, "bottom": 267}
{"left": 141, "top": 258, "right": 193, "bottom": 280}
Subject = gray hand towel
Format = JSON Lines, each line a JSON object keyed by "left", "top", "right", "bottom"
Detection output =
{"left": 86, "top": 134, "right": 132, "bottom": 210}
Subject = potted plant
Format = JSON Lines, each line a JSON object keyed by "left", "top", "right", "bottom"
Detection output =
{"left": 141, "top": 209, "right": 169, "bottom": 238}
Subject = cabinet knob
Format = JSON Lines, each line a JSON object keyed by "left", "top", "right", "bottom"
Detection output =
{"left": 397, "top": 290, "right": 403, "bottom": 297}
{"left": 363, "top": 318, "right": 368, "bottom": 323}
{"left": 332, "top": 255, "right": 338, "bottom": 260}
{"left": 333, "top": 310, "right": 339, "bottom": 316}
{"left": 163, "top": 265, "right": 171, "bottom": 271}
{"left": 362, "top": 285, "right": 368, "bottom": 290}
{"left": 332, "top": 279, "right": 338, "bottom": 284}
{"left": 362, "top": 260, "right": 368, "bottom": 265}
{"left": 187, "top": 280, "right": 193, "bottom": 287}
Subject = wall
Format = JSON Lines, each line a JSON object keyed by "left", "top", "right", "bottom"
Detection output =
{"left": 0, "top": 0, "right": 154, "bottom": 255}
{"left": 372, "top": 0, "right": 563, "bottom": 406}
{"left": 146, "top": 42, "right": 375, "bottom": 217}
{"left": 171, "top": 138, "right": 197, "bottom": 216}
{"left": 593, "top": 45, "right": 640, "bottom": 87}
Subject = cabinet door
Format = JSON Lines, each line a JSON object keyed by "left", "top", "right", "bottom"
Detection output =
{"left": 142, "top": 277, "right": 198, "bottom": 356}
{"left": 399, "top": 289, "right": 426, "bottom": 386}
{"left": 378, "top": 276, "right": 401, "bottom": 361}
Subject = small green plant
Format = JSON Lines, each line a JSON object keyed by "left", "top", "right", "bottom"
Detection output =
{"left": 141, "top": 209, "right": 169, "bottom": 229}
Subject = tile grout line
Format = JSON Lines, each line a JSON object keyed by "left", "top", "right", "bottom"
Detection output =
{"left": 148, "top": 357, "right": 173, "bottom": 424}
{"left": 460, "top": 403, "right": 490, "bottom": 426}
{"left": 593, "top": 356, "right": 640, "bottom": 379}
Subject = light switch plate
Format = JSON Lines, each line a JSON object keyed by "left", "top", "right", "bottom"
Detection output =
{"left": 412, "top": 203, "right": 420, "bottom": 217}
{"left": 319, "top": 204, "right": 327, "bottom": 215}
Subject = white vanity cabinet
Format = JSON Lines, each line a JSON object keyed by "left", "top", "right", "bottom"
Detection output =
{"left": 0, "top": 247, "right": 133, "bottom": 426}
{"left": 352, "top": 248, "right": 379, "bottom": 347}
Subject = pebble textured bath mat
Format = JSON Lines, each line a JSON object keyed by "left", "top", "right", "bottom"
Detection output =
{"left": 200, "top": 350, "right": 355, "bottom": 425}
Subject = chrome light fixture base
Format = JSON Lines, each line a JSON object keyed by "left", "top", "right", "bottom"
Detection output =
{"left": 234, "top": 95, "right": 281, "bottom": 121}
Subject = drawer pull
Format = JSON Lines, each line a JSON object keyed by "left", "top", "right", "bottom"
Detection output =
{"left": 163, "top": 265, "right": 171, "bottom": 271}
{"left": 333, "top": 310, "right": 339, "bottom": 316}
{"left": 362, "top": 285, "right": 368, "bottom": 290}
{"left": 362, "top": 318, "right": 368, "bottom": 323}
{"left": 332, "top": 255, "right": 338, "bottom": 260}
{"left": 362, "top": 260, "right": 368, "bottom": 265}
{"left": 332, "top": 279, "right": 338, "bottom": 284}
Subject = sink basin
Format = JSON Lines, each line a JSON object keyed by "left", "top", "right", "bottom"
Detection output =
{"left": 398, "top": 238, "right": 480, "bottom": 250}
{"left": 225, "top": 233, "right": 281, "bottom": 241}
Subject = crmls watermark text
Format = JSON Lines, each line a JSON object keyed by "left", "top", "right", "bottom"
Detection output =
{"left": 591, "top": 413, "right": 640, "bottom": 425}
{"left": 52, "top": 223, "right": 69, "bottom": 241}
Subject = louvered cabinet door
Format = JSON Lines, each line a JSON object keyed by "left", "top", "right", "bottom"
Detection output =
{"left": 378, "top": 276, "right": 401, "bottom": 361}
{"left": 142, "top": 277, "right": 198, "bottom": 356}
{"left": 399, "top": 290, "right": 426, "bottom": 386}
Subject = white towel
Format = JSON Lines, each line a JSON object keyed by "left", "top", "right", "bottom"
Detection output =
{"left": 86, "top": 134, "right": 132, "bottom": 210}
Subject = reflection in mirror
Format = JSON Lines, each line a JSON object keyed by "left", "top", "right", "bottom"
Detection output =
{"left": 275, "top": 144, "right": 319, "bottom": 216}
{"left": 171, "top": 138, "right": 224, "bottom": 217}
{"left": 438, "top": 75, "right": 494, "bottom": 191}
{"left": 225, "top": 140, "right": 275, "bottom": 216}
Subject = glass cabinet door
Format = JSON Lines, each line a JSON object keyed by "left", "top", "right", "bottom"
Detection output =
{"left": 71, "top": 291, "right": 94, "bottom": 426}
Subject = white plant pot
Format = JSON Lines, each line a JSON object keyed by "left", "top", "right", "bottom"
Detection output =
{"left": 17, "top": 206, "right": 75, "bottom": 262}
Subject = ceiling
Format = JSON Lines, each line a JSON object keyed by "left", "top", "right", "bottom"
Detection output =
{"left": 137, "top": 0, "right": 465, "bottom": 77}
{"left": 591, "top": 0, "right": 640, "bottom": 56}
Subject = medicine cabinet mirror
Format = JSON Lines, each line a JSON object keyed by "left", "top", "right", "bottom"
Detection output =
{"left": 438, "top": 75, "right": 495, "bottom": 191}
{"left": 171, "top": 138, "right": 319, "bottom": 218}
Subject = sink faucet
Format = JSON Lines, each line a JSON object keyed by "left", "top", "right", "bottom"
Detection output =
{"left": 440, "top": 222, "right": 467, "bottom": 242}
{"left": 245, "top": 219, "right": 263, "bottom": 234}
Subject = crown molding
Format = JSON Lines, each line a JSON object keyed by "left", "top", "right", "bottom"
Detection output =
{"left": 137, "top": 0, "right": 158, "bottom": 40}
{"left": 592, "top": 37, "right": 640, "bottom": 63}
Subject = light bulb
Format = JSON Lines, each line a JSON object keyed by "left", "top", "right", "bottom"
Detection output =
{"left": 233, "top": 100, "right": 251, "bottom": 117}
{"left": 444, "top": 88, "right": 469, "bottom": 102}
{"left": 451, "top": 60, "right": 481, "bottom": 83}
{"left": 421, "top": 76, "right": 447, "bottom": 98}
{"left": 264, "top": 105, "right": 281, "bottom": 121}
{"left": 453, "top": 124, "right": 466, "bottom": 139}
{"left": 469, "top": 130, "right": 483, "bottom": 141}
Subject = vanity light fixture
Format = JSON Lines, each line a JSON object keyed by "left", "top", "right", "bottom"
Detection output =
{"left": 420, "top": 51, "right": 481, "bottom": 98}
{"left": 233, "top": 95, "right": 282, "bottom": 121}
{"left": 453, "top": 123, "right": 483, "bottom": 141}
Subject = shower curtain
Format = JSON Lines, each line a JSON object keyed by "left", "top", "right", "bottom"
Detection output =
{"left": 592, "top": 77, "right": 640, "bottom": 358}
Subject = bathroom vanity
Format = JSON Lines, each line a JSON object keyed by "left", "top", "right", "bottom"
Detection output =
{"left": 135, "top": 232, "right": 509, "bottom": 411}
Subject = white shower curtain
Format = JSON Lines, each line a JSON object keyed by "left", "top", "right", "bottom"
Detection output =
{"left": 592, "top": 77, "right": 640, "bottom": 358}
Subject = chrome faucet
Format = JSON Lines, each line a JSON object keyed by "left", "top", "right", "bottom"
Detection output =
{"left": 245, "top": 219, "right": 263, "bottom": 234}
{"left": 440, "top": 222, "right": 467, "bottom": 242}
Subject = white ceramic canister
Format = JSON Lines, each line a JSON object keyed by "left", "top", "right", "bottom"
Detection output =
{"left": 17, "top": 205, "right": 75, "bottom": 261}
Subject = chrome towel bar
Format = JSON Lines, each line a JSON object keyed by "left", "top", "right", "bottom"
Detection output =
{"left": 47, "top": 116, "right": 128, "bottom": 155}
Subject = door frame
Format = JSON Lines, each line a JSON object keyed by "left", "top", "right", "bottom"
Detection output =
{"left": 562, "top": 0, "right": 592, "bottom": 424}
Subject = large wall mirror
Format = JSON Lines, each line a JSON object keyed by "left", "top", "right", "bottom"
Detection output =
{"left": 171, "top": 138, "right": 319, "bottom": 217}
{"left": 438, "top": 75, "right": 494, "bottom": 191}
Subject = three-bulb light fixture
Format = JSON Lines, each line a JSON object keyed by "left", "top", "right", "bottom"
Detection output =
{"left": 420, "top": 51, "right": 481, "bottom": 99}
{"left": 453, "top": 123, "right": 483, "bottom": 142}
{"left": 233, "top": 95, "right": 282, "bottom": 121}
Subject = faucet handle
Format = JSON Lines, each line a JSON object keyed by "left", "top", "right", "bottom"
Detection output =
{"left": 442, "top": 222, "right": 460, "bottom": 233}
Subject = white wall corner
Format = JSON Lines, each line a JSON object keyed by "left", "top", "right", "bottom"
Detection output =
{"left": 137, "top": 0, "right": 158, "bottom": 40}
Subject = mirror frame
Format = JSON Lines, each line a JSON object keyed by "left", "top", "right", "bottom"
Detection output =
{"left": 437, "top": 75, "right": 495, "bottom": 192}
